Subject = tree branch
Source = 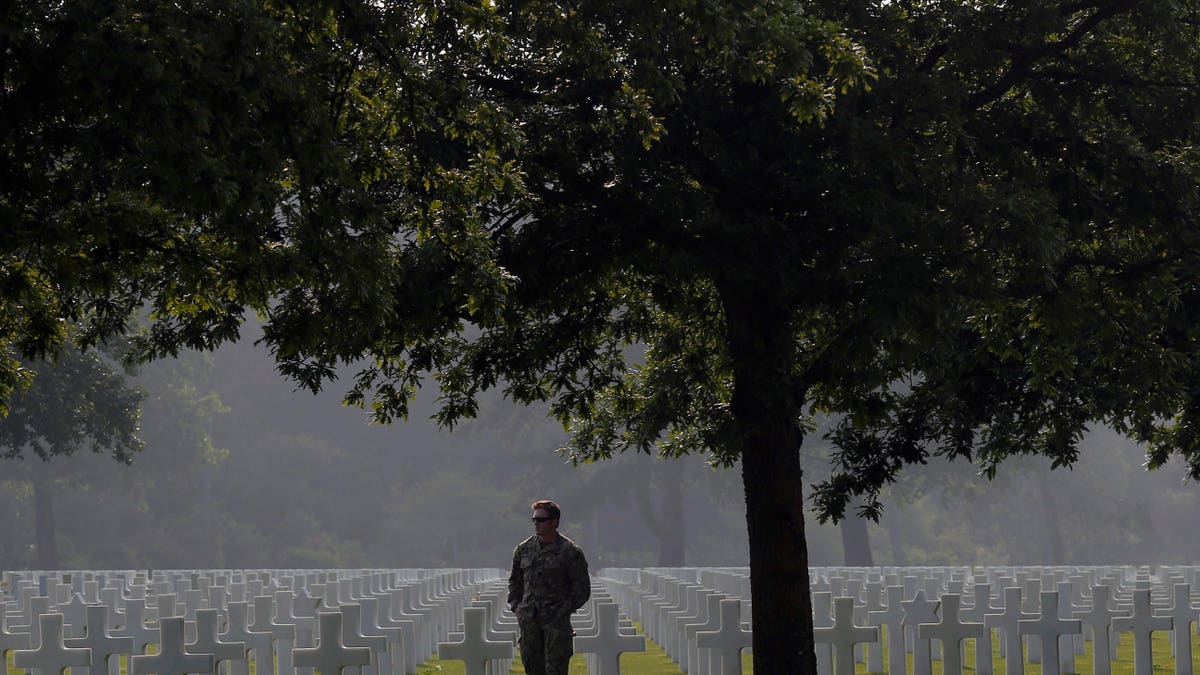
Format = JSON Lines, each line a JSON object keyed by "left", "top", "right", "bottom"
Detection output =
{"left": 968, "top": 0, "right": 1142, "bottom": 110}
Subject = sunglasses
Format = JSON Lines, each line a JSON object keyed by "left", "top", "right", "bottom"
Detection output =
{"left": 531, "top": 516, "right": 554, "bottom": 523}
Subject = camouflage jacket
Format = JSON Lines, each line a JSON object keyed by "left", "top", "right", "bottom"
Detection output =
{"left": 506, "top": 533, "right": 590, "bottom": 621}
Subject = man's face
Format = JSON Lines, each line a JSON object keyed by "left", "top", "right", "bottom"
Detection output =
{"left": 532, "top": 507, "right": 558, "bottom": 538}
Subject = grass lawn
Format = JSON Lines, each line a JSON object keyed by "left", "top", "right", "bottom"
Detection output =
{"left": 414, "top": 623, "right": 1198, "bottom": 674}
{"left": 6, "top": 624, "right": 1197, "bottom": 675}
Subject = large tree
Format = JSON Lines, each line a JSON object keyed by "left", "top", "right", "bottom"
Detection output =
{"left": 6, "top": 0, "right": 1200, "bottom": 671}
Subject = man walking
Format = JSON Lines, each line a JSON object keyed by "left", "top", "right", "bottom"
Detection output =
{"left": 507, "top": 499, "right": 591, "bottom": 675}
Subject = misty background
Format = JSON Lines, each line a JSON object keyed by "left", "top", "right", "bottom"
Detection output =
{"left": 3, "top": 322, "right": 1199, "bottom": 571}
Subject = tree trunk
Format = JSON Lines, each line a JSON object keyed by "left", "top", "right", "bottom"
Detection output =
{"left": 840, "top": 507, "right": 875, "bottom": 567}
{"left": 657, "top": 464, "right": 686, "bottom": 566}
{"left": 882, "top": 498, "right": 909, "bottom": 566}
{"left": 725, "top": 288, "right": 815, "bottom": 675}
{"left": 634, "top": 462, "right": 688, "bottom": 566}
{"left": 1035, "top": 470, "right": 1066, "bottom": 564}
{"left": 740, "top": 438, "right": 815, "bottom": 674}
{"left": 31, "top": 461, "right": 59, "bottom": 569}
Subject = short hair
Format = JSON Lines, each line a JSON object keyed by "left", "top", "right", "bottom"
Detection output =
{"left": 531, "top": 499, "right": 561, "bottom": 520}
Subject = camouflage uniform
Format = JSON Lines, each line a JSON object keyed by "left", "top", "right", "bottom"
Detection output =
{"left": 507, "top": 533, "right": 590, "bottom": 675}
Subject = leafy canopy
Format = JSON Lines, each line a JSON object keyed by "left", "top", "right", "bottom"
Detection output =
{"left": 0, "top": 343, "right": 143, "bottom": 462}
{"left": 5, "top": 0, "right": 1200, "bottom": 521}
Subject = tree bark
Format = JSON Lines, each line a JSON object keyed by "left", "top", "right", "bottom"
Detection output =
{"left": 740, "top": 436, "right": 815, "bottom": 674}
{"left": 31, "top": 461, "right": 59, "bottom": 569}
{"left": 725, "top": 289, "right": 815, "bottom": 675}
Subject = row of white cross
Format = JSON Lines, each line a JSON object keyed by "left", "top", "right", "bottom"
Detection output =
{"left": 600, "top": 567, "right": 753, "bottom": 674}
{"left": 0, "top": 569, "right": 655, "bottom": 675}
{"left": 421, "top": 573, "right": 738, "bottom": 675}
{"left": 4, "top": 565, "right": 1200, "bottom": 675}
{"left": 1, "top": 569, "right": 503, "bottom": 675}
{"left": 430, "top": 578, "right": 650, "bottom": 675}
{"left": 598, "top": 565, "right": 1200, "bottom": 675}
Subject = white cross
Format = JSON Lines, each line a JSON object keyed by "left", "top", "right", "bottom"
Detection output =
{"left": 281, "top": 590, "right": 320, "bottom": 675}
{"left": 815, "top": 596, "right": 879, "bottom": 675}
{"left": 1020, "top": 579, "right": 1044, "bottom": 665}
{"left": 573, "top": 601, "right": 646, "bottom": 675}
{"left": 13, "top": 613, "right": 91, "bottom": 675}
{"left": 672, "top": 587, "right": 715, "bottom": 673}
{"left": 249, "top": 594, "right": 296, "bottom": 644}
{"left": 1111, "top": 588, "right": 1172, "bottom": 675}
{"left": 64, "top": 605, "right": 134, "bottom": 675}
{"left": 436, "top": 607, "right": 513, "bottom": 675}
{"left": 220, "top": 602, "right": 272, "bottom": 675}
{"left": 156, "top": 594, "right": 179, "bottom": 622}
{"left": 696, "top": 599, "right": 752, "bottom": 675}
{"left": 12, "top": 597, "right": 52, "bottom": 648}
{"left": 376, "top": 591, "right": 420, "bottom": 675}
{"left": 1156, "top": 584, "right": 1196, "bottom": 675}
{"left": 902, "top": 591, "right": 940, "bottom": 675}
{"left": 256, "top": 593, "right": 296, "bottom": 675}
{"left": 130, "top": 617, "right": 215, "bottom": 675}
{"left": 340, "top": 603, "right": 388, "bottom": 675}
{"left": 1019, "top": 592, "right": 1081, "bottom": 675}
{"left": 920, "top": 594, "right": 986, "bottom": 675}
{"left": 59, "top": 594, "right": 89, "bottom": 640}
{"left": 290, "top": 588, "right": 321, "bottom": 647}
{"left": 861, "top": 581, "right": 886, "bottom": 673}
{"left": 1075, "top": 584, "right": 1124, "bottom": 675}
{"left": 683, "top": 594, "right": 725, "bottom": 675}
{"left": 986, "top": 587, "right": 1037, "bottom": 675}
{"left": 292, "top": 612, "right": 372, "bottom": 675}
{"left": 358, "top": 596, "right": 406, "bottom": 675}
{"left": 1056, "top": 580, "right": 1087, "bottom": 672}
{"left": 384, "top": 587, "right": 426, "bottom": 672}
{"left": 99, "top": 587, "right": 127, "bottom": 659}
{"left": 0, "top": 608, "right": 32, "bottom": 660}
{"left": 187, "top": 608, "right": 246, "bottom": 669}
{"left": 960, "top": 582, "right": 997, "bottom": 675}
{"left": 111, "top": 599, "right": 158, "bottom": 655}
{"left": 868, "top": 586, "right": 907, "bottom": 675}
{"left": 205, "top": 588, "right": 226, "bottom": 614}
{"left": 813, "top": 591, "right": 835, "bottom": 675}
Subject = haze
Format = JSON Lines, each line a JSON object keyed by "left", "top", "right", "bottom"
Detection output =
{"left": 1, "top": 327, "right": 1196, "bottom": 571}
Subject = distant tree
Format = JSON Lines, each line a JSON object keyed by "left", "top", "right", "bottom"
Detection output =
{"left": 0, "top": 345, "right": 142, "bottom": 567}
{"left": 6, "top": 1, "right": 1200, "bottom": 671}
{"left": 861, "top": 427, "right": 1196, "bottom": 567}
{"left": 0, "top": 476, "right": 34, "bottom": 569}
{"left": 114, "top": 354, "right": 234, "bottom": 567}
{"left": 839, "top": 497, "right": 874, "bottom": 567}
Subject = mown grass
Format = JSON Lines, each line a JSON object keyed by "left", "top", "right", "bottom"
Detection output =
{"left": 5, "top": 624, "right": 1196, "bottom": 675}
{"left": 414, "top": 623, "right": 1197, "bottom": 675}
{"left": 916, "top": 625, "right": 1192, "bottom": 675}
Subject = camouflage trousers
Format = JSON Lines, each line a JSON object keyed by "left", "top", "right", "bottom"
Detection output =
{"left": 518, "top": 613, "right": 574, "bottom": 675}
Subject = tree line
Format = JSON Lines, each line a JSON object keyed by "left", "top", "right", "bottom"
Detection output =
{"left": 5, "top": 335, "right": 1197, "bottom": 571}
